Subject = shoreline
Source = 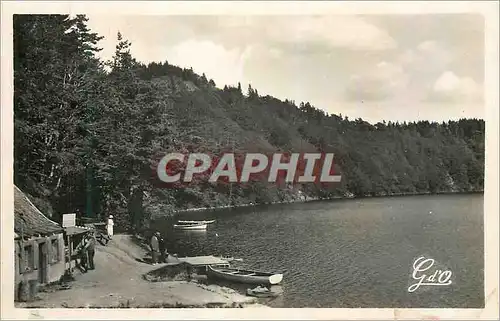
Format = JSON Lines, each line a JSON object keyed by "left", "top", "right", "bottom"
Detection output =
{"left": 15, "top": 235, "right": 269, "bottom": 309}
{"left": 167, "top": 189, "right": 484, "bottom": 216}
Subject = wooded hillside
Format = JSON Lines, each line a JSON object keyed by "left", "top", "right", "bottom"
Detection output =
{"left": 14, "top": 15, "right": 485, "bottom": 231}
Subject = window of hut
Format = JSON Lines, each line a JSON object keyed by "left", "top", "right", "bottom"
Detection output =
{"left": 23, "top": 244, "right": 34, "bottom": 272}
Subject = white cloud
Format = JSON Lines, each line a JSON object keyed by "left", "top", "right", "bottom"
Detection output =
{"left": 417, "top": 40, "right": 440, "bottom": 52}
{"left": 398, "top": 40, "right": 453, "bottom": 72}
{"left": 166, "top": 40, "right": 248, "bottom": 87}
{"left": 417, "top": 40, "right": 453, "bottom": 64}
{"left": 270, "top": 16, "right": 398, "bottom": 51}
{"left": 269, "top": 47, "right": 283, "bottom": 59}
{"left": 431, "top": 71, "right": 483, "bottom": 102}
{"left": 389, "top": 40, "right": 481, "bottom": 103}
{"left": 398, "top": 49, "right": 417, "bottom": 65}
{"left": 343, "top": 39, "right": 482, "bottom": 104}
{"left": 433, "top": 71, "right": 461, "bottom": 92}
{"left": 344, "top": 60, "right": 408, "bottom": 101}
{"left": 212, "top": 16, "right": 397, "bottom": 52}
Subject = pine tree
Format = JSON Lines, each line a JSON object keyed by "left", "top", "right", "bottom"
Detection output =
{"left": 14, "top": 14, "right": 106, "bottom": 218}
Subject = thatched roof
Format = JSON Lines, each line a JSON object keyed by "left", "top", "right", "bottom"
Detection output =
{"left": 14, "top": 186, "right": 63, "bottom": 237}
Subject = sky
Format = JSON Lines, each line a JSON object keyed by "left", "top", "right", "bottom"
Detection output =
{"left": 86, "top": 14, "right": 485, "bottom": 124}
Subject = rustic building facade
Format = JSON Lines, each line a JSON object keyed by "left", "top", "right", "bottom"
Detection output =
{"left": 14, "top": 186, "right": 65, "bottom": 300}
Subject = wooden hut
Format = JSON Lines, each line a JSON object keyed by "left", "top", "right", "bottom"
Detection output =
{"left": 14, "top": 186, "right": 65, "bottom": 300}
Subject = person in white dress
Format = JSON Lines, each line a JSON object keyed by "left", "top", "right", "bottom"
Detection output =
{"left": 106, "top": 215, "right": 114, "bottom": 237}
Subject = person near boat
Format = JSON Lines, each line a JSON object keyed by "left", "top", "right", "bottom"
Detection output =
{"left": 158, "top": 233, "right": 168, "bottom": 263}
{"left": 150, "top": 231, "right": 160, "bottom": 265}
{"left": 75, "top": 238, "right": 89, "bottom": 272}
{"left": 75, "top": 231, "right": 96, "bottom": 272}
{"left": 84, "top": 231, "right": 97, "bottom": 270}
{"left": 106, "top": 215, "right": 114, "bottom": 237}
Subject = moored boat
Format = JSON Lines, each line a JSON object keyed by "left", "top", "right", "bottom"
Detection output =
{"left": 206, "top": 265, "right": 283, "bottom": 285}
{"left": 173, "top": 223, "right": 207, "bottom": 230}
{"left": 246, "top": 286, "right": 280, "bottom": 298}
{"left": 177, "top": 220, "right": 215, "bottom": 224}
{"left": 220, "top": 256, "right": 243, "bottom": 262}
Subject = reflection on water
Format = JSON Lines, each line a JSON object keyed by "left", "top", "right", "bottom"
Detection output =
{"left": 155, "top": 194, "right": 484, "bottom": 308}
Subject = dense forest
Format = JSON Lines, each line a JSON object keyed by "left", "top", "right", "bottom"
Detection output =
{"left": 13, "top": 15, "right": 485, "bottom": 231}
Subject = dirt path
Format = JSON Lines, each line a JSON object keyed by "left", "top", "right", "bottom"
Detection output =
{"left": 16, "top": 235, "right": 264, "bottom": 308}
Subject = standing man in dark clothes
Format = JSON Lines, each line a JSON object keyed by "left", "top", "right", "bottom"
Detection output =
{"left": 150, "top": 232, "right": 160, "bottom": 265}
{"left": 85, "top": 231, "right": 97, "bottom": 270}
{"left": 76, "top": 237, "right": 89, "bottom": 273}
{"left": 158, "top": 232, "right": 168, "bottom": 263}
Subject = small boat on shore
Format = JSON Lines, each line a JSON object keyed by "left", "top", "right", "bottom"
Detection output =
{"left": 220, "top": 256, "right": 243, "bottom": 262}
{"left": 206, "top": 265, "right": 283, "bottom": 285}
{"left": 173, "top": 223, "right": 207, "bottom": 230}
{"left": 246, "top": 286, "right": 280, "bottom": 298}
{"left": 177, "top": 220, "right": 215, "bottom": 224}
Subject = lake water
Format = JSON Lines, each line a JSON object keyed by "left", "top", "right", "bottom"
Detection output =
{"left": 156, "top": 194, "right": 484, "bottom": 308}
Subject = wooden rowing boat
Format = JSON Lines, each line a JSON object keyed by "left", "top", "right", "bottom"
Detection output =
{"left": 206, "top": 265, "right": 283, "bottom": 285}
{"left": 173, "top": 223, "right": 207, "bottom": 230}
{"left": 177, "top": 220, "right": 215, "bottom": 224}
{"left": 246, "top": 286, "right": 280, "bottom": 298}
{"left": 220, "top": 256, "right": 243, "bottom": 262}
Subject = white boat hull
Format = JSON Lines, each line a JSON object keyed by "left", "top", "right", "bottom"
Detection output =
{"left": 177, "top": 220, "right": 215, "bottom": 224}
{"left": 207, "top": 265, "right": 283, "bottom": 285}
{"left": 173, "top": 223, "right": 207, "bottom": 230}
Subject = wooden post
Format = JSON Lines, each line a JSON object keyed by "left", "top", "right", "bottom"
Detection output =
{"left": 67, "top": 235, "right": 72, "bottom": 272}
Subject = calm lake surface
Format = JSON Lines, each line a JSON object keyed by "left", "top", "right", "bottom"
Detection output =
{"left": 157, "top": 194, "right": 484, "bottom": 308}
